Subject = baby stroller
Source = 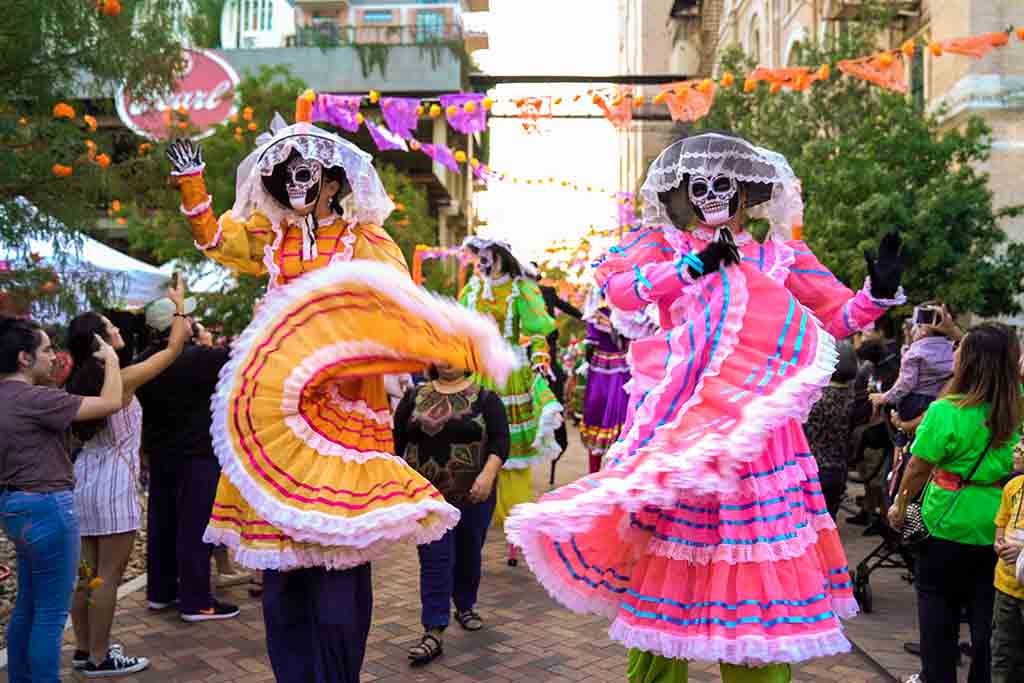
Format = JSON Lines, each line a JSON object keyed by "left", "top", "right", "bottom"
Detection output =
{"left": 851, "top": 420, "right": 916, "bottom": 613}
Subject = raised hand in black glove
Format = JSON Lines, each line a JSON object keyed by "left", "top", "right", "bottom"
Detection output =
{"left": 864, "top": 231, "right": 903, "bottom": 299}
{"left": 166, "top": 138, "right": 204, "bottom": 175}
{"left": 687, "top": 238, "right": 741, "bottom": 279}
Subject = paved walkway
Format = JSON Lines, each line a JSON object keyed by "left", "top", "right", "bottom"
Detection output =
{"left": 3, "top": 430, "right": 909, "bottom": 682}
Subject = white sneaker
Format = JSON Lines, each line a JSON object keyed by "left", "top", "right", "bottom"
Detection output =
{"left": 902, "top": 674, "right": 924, "bottom": 683}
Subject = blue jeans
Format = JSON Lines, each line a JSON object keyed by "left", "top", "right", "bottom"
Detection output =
{"left": 0, "top": 490, "right": 80, "bottom": 683}
{"left": 417, "top": 493, "right": 497, "bottom": 629}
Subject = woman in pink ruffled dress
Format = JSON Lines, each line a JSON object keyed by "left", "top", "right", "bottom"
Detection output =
{"left": 507, "top": 132, "right": 904, "bottom": 682}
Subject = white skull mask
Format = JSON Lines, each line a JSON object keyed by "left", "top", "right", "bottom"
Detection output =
{"left": 688, "top": 173, "right": 738, "bottom": 227}
{"left": 285, "top": 157, "right": 323, "bottom": 214}
{"left": 477, "top": 248, "right": 496, "bottom": 278}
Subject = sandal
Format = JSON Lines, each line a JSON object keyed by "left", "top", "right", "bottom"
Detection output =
{"left": 455, "top": 609, "right": 484, "bottom": 632}
{"left": 408, "top": 632, "right": 443, "bottom": 665}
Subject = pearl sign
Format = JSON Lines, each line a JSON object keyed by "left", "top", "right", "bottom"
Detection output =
{"left": 115, "top": 48, "right": 240, "bottom": 140}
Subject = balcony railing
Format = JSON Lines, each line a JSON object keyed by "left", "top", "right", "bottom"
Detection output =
{"left": 291, "top": 23, "right": 466, "bottom": 47}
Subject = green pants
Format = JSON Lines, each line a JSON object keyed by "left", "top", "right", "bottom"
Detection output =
{"left": 992, "top": 588, "right": 1024, "bottom": 683}
{"left": 628, "top": 649, "right": 791, "bottom": 683}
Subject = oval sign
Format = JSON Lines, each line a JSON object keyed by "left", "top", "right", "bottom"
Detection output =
{"left": 115, "top": 48, "right": 240, "bottom": 141}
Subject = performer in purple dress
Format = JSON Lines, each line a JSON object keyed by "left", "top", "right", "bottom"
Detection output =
{"left": 581, "top": 305, "right": 631, "bottom": 473}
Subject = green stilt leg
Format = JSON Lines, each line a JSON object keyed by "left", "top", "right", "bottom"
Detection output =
{"left": 627, "top": 650, "right": 793, "bottom": 683}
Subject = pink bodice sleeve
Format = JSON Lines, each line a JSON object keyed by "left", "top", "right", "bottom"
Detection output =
{"left": 782, "top": 240, "right": 899, "bottom": 340}
{"left": 594, "top": 227, "right": 689, "bottom": 314}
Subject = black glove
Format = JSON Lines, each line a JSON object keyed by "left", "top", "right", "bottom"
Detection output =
{"left": 687, "top": 239, "right": 741, "bottom": 279}
{"left": 864, "top": 232, "right": 903, "bottom": 299}
{"left": 166, "top": 138, "right": 204, "bottom": 175}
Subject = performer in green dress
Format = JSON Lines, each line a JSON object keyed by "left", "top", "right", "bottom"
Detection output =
{"left": 460, "top": 237, "right": 563, "bottom": 566}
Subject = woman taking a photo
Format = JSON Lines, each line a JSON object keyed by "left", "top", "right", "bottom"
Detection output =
{"left": 393, "top": 363, "right": 509, "bottom": 666}
{"left": 0, "top": 317, "right": 123, "bottom": 683}
{"left": 66, "top": 279, "right": 191, "bottom": 678}
{"left": 890, "top": 322, "right": 1023, "bottom": 683}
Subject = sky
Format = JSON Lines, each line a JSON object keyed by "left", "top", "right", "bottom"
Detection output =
{"left": 472, "top": 0, "right": 621, "bottom": 264}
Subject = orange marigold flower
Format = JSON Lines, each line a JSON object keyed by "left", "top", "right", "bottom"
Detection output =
{"left": 98, "top": 0, "right": 122, "bottom": 17}
{"left": 111, "top": 200, "right": 122, "bottom": 213}
{"left": 301, "top": 89, "right": 316, "bottom": 102}
{"left": 482, "top": 97, "right": 494, "bottom": 111}
{"left": 368, "top": 90, "right": 380, "bottom": 104}
{"left": 116, "top": 217, "right": 127, "bottom": 225}
{"left": 242, "top": 106, "right": 254, "bottom": 122}
{"left": 877, "top": 52, "right": 895, "bottom": 68}
{"left": 653, "top": 92, "right": 667, "bottom": 105}
{"left": 429, "top": 104, "right": 442, "bottom": 118}
{"left": 743, "top": 79, "right": 757, "bottom": 93}
{"left": 96, "top": 153, "right": 111, "bottom": 168}
{"left": 356, "top": 113, "right": 364, "bottom": 126}
{"left": 721, "top": 71, "right": 735, "bottom": 88}
{"left": 901, "top": 39, "right": 916, "bottom": 56}
{"left": 394, "top": 202, "right": 406, "bottom": 213}
{"left": 230, "top": 114, "right": 239, "bottom": 124}
{"left": 454, "top": 150, "right": 467, "bottom": 163}
{"left": 52, "top": 164, "right": 73, "bottom": 177}
{"left": 88, "top": 576, "right": 104, "bottom": 591}
{"left": 633, "top": 94, "right": 645, "bottom": 107}
{"left": 930, "top": 42, "right": 944, "bottom": 57}
{"left": 818, "top": 64, "right": 830, "bottom": 80}
{"left": 415, "top": 105, "right": 424, "bottom": 117}
{"left": 235, "top": 127, "right": 243, "bottom": 135}
{"left": 445, "top": 105, "right": 457, "bottom": 117}
{"left": 177, "top": 121, "right": 188, "bottom": 130}
{"left": 247, "top": 122, "right": 258, "bottom": 132}
{"left": 83, "top": 115, "right": 98, "bottom": 132}
{"left": 464, "top": 101, "right": 477, "bottom": 114}
{"left": 177, "top": 104, "right": 188, "bottom": 115}
{"left": 138, "top": 143, "right": 152, "bottom": 155}
{"left": 52, "top": 102, "right": 75, "bottom": 120}
{"left": 697, "top": 79, "right": 713, "bottom": 94}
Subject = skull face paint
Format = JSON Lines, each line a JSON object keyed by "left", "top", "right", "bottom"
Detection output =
{"left": 285, "top": 157, "right": 323, "bottom": 214}
{"left": 688, "top": 174, "right": 738, "bottom": 227}
{"left": 477, "top": 248, "right": 496, "bottom": 278}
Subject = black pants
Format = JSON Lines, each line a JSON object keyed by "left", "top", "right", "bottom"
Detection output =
{"left": 819, "top": 469, "right": 847, "bottom": 520}
{"left": 146, "top": 455, "right": 220, "bottom": 612}
{"left": 915, "top": 537, "right": 997, "bottom": 683}
{"left": 263, "top": 564, "right": 373, "bottom": 683}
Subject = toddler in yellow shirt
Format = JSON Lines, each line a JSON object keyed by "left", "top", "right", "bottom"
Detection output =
{"left": 992, "top": 444, "right": 1024, "bottom": 683}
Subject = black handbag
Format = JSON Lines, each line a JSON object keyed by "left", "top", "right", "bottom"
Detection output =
{"left": 901, "top": 436, "right": 994, "bottom": 546}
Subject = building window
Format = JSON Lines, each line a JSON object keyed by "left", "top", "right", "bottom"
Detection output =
{"left": 416, "top": 10, "right": 445, "bottom": 42}
{"left": 364, "top": 10, "right": 393, "bottom": 23}
{"left": 230, "top": 0, "right": 273, "bottom": 33}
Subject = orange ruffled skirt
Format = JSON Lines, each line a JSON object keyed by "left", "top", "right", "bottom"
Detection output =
{"left": 204, "top": 260, "right": 517, "bottom": 570}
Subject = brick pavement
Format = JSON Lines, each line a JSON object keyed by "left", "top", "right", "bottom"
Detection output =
{"left": 2, "top": 430, "right": 898, "bottom": 682}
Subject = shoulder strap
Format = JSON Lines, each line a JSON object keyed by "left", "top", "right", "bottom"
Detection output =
{"left": 960, "top": 433, "right": 996, "bottom": 487}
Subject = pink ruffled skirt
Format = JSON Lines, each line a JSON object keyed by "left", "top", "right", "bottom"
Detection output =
{"left": 507, "top": 264, "right": 856, "bottom": 666}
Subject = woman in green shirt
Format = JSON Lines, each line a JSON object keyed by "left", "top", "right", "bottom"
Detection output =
{"left": 890, "top": 322, "right": 1023, "bottom": 683}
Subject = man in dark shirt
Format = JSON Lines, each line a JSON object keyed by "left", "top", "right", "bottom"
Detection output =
{"left": 135, "top": 298, "right": 239, "bottom": 622}
{"left": 529, "top": 264, "right": 582, "bottom": 481}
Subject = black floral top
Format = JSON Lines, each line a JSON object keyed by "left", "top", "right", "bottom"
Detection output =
{"left": 803, "top": 382, "right": 855, "bottom": 478}
{"left": 393, "top": 383, "right": 510, "bottom": 506}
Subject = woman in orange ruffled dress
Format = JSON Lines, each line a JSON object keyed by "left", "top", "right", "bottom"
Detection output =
{"left": 166, "top": 113, "right": 515, "bottom": 683}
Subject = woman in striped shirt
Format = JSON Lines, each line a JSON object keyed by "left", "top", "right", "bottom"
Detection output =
{"left": 66, "top": 279, "right": 190, "bottom": 678}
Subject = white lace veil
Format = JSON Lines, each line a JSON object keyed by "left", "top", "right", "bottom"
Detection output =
{"left": 640, "top": 132, "right": 804, "bottom": 240}
{"left": 231, "top": 113, "right": 394, "bottom": 228}
{"left": 462, "top": 236, "right": 538, "bottom": 279}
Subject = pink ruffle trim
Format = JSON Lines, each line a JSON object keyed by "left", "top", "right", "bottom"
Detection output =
{"left": 607, "top": 620, "right": 852, "bottom": 666}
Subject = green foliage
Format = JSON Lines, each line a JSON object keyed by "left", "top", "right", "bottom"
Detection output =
{"left": 188, "top": 0, "right": 227, "bottom": 48}
{"left": 374, "top": 164, "right": 438, "bottom": 267}
{"left": 0, "top": 0, "right": 183, "bottom": 319}
{"left": 700, "top": 19, "right": 1024, "bottom": 317}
